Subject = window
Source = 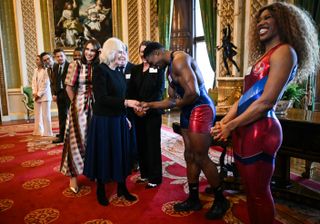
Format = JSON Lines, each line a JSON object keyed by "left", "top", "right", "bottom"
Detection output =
{"left": 193, "top": 0, "right": 215, "bottom": 91}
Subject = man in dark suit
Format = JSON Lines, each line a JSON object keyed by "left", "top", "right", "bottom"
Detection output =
{"left": 51, "top": 48, "right": 70, "bottom": 143}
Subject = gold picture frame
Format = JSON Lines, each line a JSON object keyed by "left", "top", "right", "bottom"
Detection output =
{"left": 43, "top": 0, "right": 122, "bottom": 55}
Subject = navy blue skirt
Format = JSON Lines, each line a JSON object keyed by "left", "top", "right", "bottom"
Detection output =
{"left": 84, "top": 114, "right": 135, "bottom": 183}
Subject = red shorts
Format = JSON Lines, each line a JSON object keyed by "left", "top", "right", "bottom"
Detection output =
{"left": 189, "top": 104, "right": 214, "bottom": 133}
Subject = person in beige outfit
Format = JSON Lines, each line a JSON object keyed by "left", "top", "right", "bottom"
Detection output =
{"left": 32, "top": 55, "right": 53, "bottom": 137}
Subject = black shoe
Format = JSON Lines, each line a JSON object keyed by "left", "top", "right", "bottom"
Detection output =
{"left": 173, "top": 198, "right": 202, "bottom": 212}
{"left": 97, "top": 183, "right": 109, "bottom": 206}
{"left": 117, "top": 190, "right": 137, "bottom": 201}
{"left": 205, "top": 197, "right": 230, "bottom": 220}
{"left": 117, "top": 183, "right": 137, "bottom": 202}
{"left": 52, "top": 138, "right": 63, "bottom": 144}
{"left": 97, "top": 194, "right": 109, "bottom": 206}
{"left": 145, "top": 183, "right": 159, "bottom": 189}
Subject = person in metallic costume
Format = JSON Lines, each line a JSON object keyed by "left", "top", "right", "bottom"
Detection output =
{"left": 211, "top": 3, "right": 319, "bottom": 223}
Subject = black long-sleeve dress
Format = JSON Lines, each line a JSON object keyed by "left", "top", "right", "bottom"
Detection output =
{"left": 84, "top": 63, "right": 134, "bottom": 183}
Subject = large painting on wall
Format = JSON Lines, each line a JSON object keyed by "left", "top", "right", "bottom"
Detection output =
{"left": 53, "top": 0, "right": 112, "bottom": 48}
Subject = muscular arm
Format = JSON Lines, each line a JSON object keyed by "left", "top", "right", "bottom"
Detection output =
{"left": 147, "top": 85, "right": 176, "bottom": 109}
{"left": 174, "top": 56, "right": 200, "bottom": 108}
{"left": 225, "top": 45, "right": 297, "bottom": 131}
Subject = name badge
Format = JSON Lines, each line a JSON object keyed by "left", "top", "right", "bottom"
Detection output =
{"left": 125, "top": 74, "right": 131, "bottom": 79}
{"left": 149, "top": 68, "right": 158, "bottom": 73}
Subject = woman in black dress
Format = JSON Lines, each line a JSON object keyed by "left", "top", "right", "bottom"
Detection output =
{"left": 84, "top": 37, "right": 141, "bottom": 206}
{"left": 127, "top": 41, "right": 165, "bottom": 188}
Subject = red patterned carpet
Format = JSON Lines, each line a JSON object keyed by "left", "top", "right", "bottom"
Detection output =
{"left": 0, "top": 122, "right": 319, "bottom": 224}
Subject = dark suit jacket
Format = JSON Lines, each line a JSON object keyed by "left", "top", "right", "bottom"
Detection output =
{"left": 127, "top": 63, "right": 165, "bottom": 115}
{"left": 124, "top": 62, "right": 135, "bottom": 74}
{"left": 52, "top": 61, "right": 70, "bottom": 96}
{"left": 93, "top": 63, "right": 127, "bottom": 116}
{"left": 47, "top": 64, "right": 55, "bottom": 96}
{"left": 118, "top": 62, "right": 135, "bottom": 87}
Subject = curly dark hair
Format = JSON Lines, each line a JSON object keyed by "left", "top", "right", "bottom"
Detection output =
{"left": 143, "top": 42, "right": 164, "bottom": 59}
{"left": 249, "top": 2, "right": 319, "bottom": 80}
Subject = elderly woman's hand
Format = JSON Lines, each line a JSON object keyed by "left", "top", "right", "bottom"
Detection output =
{"left": 125, "top": 99, "right": 141, "bottom": 111}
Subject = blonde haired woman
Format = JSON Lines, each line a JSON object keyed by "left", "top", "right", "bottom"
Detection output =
{"left": 84, "top": 37, "right": 141, "bottom": 206}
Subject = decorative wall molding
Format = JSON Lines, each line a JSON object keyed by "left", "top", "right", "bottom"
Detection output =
{"left": 112, "top": 0, "right": 123, "bottom": 39}
{"left": 41, "top": 1, "right": 54, "bottom": 52}
{"left": 149, "top": 0, "right": 159, "bottom": 42}
{"left": 128, "top": 0, "right": 140, "bottom": 64}
{"left": 20, "top": 0, "right": 38, "bottom": 86}
{"left": 141, "top": 0, "right": 147, "bottom": 41}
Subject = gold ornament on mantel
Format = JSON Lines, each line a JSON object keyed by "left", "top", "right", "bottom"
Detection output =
{"left": 217, "top": 87, "right": 242, "bottom": 104}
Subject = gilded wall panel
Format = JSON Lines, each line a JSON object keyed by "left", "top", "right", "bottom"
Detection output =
{"left": 150, "top": 0, "right": 159, "bottom": 42}
{"left": 40, "top": 0, "right": 54, "bottom": 52}
{"left": 128, "top": 0, "right": 140, "bottom": 64}
{"left": 141, "top": 0, "right": 147, "bottom": 41}
{"left": 21, "top": 0, "right": 38, "bottom": 85}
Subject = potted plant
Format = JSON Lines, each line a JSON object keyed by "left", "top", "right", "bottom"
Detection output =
{"left": 275, "top": 82, "right": 305, "bottom": 114}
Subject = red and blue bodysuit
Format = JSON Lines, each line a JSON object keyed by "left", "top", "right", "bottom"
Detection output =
{"left": 167, "top": 52, "right": 216, "bottom": 133}
{"left": 232, "top": 44, "right": 297, "bottom": 223}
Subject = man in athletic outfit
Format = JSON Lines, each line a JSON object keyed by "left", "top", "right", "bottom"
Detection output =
{"left": 141, "top": 42, "right": 229, "bottom": 220}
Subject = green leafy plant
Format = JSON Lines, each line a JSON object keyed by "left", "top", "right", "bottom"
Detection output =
{"left": 281, "top": 83, "right": 305, "bottom": 108}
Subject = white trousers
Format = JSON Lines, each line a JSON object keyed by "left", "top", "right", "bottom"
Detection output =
{"left": 33, "top": 101, "right": 53, "bottom": 136}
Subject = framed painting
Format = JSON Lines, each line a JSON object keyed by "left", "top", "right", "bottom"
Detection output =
{"left": 51, "top": 0, "right": 121, "bottom": 50}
